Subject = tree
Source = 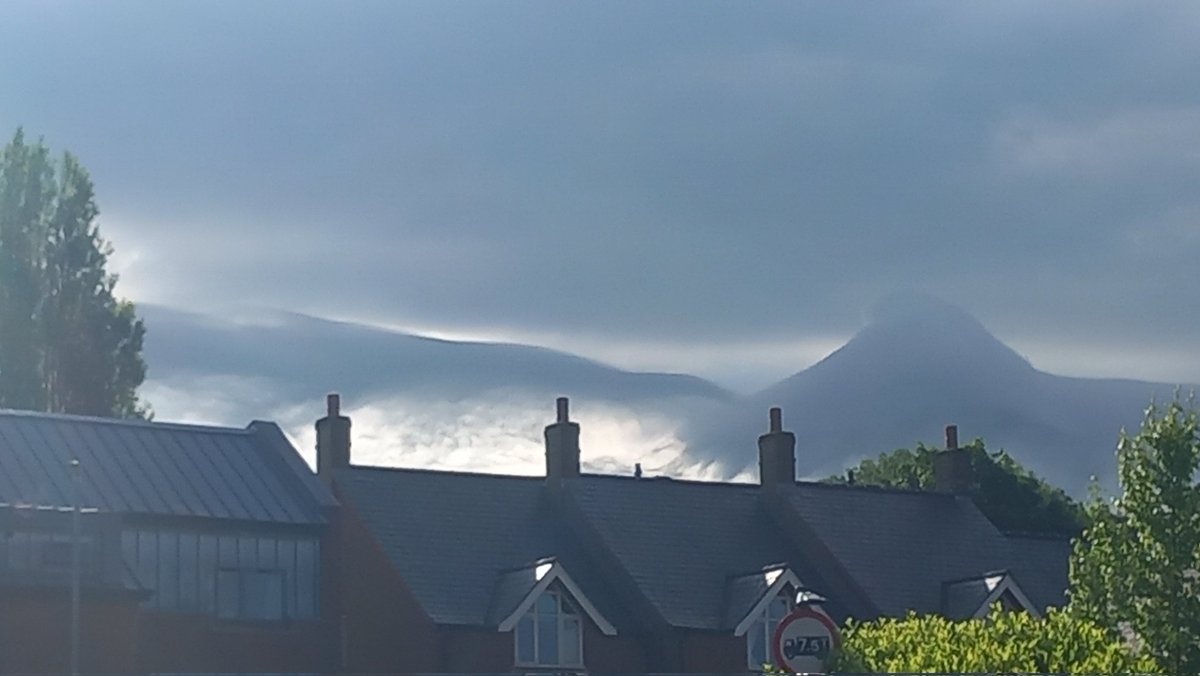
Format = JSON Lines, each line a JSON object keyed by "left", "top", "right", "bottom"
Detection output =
{"left": 830, "top": 605, "right": 1158, "bottom": 673}
{"left": 828, "top": 439, "right": 1085, "bottom": 535}
{"left": 0, "top": 129, "right": 148, "bottom": 417}
{"left": 1070, "top": 398, "right": 1200, "bottom": 674}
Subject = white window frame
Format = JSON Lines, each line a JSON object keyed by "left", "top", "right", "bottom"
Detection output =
{"left": 970, "top": 572, "right": 1039, "bottom": 618}
{"left": 216, "top": 567, "right": 288, "bottom": 621}
{"left": 745, "top": 589, "right": 795, "bottom": 670}
{"left": 733, "top": 568, "right": 828, "bottom": 671}
{"left": 513, "top": 588, "right": 585, "bottom": 669}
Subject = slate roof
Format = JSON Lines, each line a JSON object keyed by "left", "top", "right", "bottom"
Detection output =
{"left": 723, "top": 565, "right": 791, "bottom": 630}
{"left": 337, "top": 465, "right": 1069, "bottom": 631}
{"left": 335, "top": 466, "right": 627, "bottom": 628}
{"left": 1005, "top": 532, "right": 1072, "bottom": 610}
{"left": 0, "top": 409, "right": 334, "bottom": 524}
{"left": 785, "top": 481, "right": 1021, "bottom": 617}
{"left": 566, "top": 475, "right": 844, "bottom": 630}
{"left": 941, "top": 572, "right": 1006, "bottom": 619}
{"left": 485, "top": 562, "right": 547, "bottom": 626}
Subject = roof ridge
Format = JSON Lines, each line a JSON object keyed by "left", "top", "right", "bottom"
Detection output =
{"left": 575, "top": 472, "right": 758, "bottom": 489}
{"left": 0, "top": 408, "right": 252, "bottom": 435}
{"left": 794, "top": 479, "right": 954, "bottom": 498}
{"left": 341, "top": 464, "right": 547, "bottom": 481}
{"left": 1002, "top": 530, "right": 1075, "bottom": 541}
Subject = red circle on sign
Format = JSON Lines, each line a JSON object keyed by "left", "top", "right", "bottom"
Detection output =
{"left": 771, "top": 606, "right": 841, "bottom": 673}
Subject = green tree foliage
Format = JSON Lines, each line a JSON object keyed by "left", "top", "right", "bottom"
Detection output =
{"left": 828, "top": 439, "right": 1085, "bottom": 535}
{"left": 831, "top": 606, "right": 1159, "bottom": 673}
{"left": 1070, "top": 398, "right": 1200, "bottom": 674}
{"left": 0, "top": 129, "right": 147, "bottom": 417}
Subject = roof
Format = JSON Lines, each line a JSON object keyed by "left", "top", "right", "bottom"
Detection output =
{"left": 335, "top": 466, "right": 627, "bottom": 628}
{"left": 785, "top": 482, "right": 1022, "bottom": 617}
{"left": 337, "top": 464, "right": 1069, "bottom": 630}
{"left": 566, "top": 475, "right": 844, "bottom": 630}
{"left": 0, "top": 409, "right": 335, "bottom": 524}
{"left": 1004, "top": 532, "right": 1073, "bottom": 610}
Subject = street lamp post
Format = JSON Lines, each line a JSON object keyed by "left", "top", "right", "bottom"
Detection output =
{"left": 69, "top": 458, "right": 81, "bottom": 676}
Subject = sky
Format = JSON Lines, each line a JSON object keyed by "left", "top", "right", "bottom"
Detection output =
{"left": 2, "top": 1, "right": 1198, "bottom": 479}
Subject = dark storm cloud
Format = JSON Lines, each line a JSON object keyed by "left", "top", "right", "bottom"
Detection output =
{"left": 1, "top": 1, "right": 1198, "bottom": 357}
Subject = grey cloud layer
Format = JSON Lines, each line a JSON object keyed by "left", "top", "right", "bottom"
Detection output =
{"left": 1, "top": 1, "right": 1198, "bottom": 360}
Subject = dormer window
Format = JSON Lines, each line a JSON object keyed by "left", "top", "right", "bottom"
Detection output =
{"left": 496, "top": 558, "right": 616, "bottom": 669}
{"left": 729, "top": 567, "right": 812, "bottom": 671}
{"left": 941, "top": 570, "right": 1039, "bottom": 620}
{"left": 747, "top": 592, "right": 794, "bottom": 670}
{"left": 515, "top": 589, "right": 583, "bottom": 668}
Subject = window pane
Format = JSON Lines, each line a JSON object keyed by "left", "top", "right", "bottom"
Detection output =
{"left": 158, "top": 531, "right": 179, "bottom": 610}
{"left": 748, "top": 619, "right": 767, "bottom": 669}
{"left": 295, "top": 539, "right": 316, "bottom": 619}
{"left": 197, "top": 535, "right": 217, "bottom": 614}
{"left": 560, "top": 595, "right": 578, "bottom": 616}
{"left": 263, "top": 570, "right": 285, "bottom": 619}
{"left": 217, "top": 570, "right": 239, "bottom": 619}
{"left": 536, "top": 593, "right": 556, "bottom": 615}
{"left": 536, "top": 611, "right": 558, "bottom": 665}
{"left": 516, "top": 615, "right": 535, "bottom": 664}
{"left": 242, "top": 570, "right": 285, "bottom": 620}
{"left": 278, "top": 538, "right": 297, "bottom": 616}
{"left": 769, "top": 596, "right": 789, "bottom": 621}
{"left": 217, "top": 535, "right": 238, "bottom": 567}
{"left": 238, "top": 536, "right": 257, "bottom": 568}
{"left": 258, "top": 538, "right": 277, "bottom": 568}
{"left": 137, "top": 531, "right": 157, "bottom": 608}
{"left": 561, "top": 617, "right": 581, "bottom": 665}
{"left": 179, "top": 533, "right": 198, "bottom": 611}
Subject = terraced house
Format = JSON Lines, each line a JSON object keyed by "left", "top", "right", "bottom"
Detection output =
{"left": 0, "top": 397, "right": 1069, "bottom": 674}
{"left": 323, "top": 395, "right": 1070, "bottom": 674}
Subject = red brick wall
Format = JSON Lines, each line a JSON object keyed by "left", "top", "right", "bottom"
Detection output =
{"left": 335, "top": 500, "right": 440, "bottom": 674}
{"left": 682, "top": 630, "right": 748, "bottom": 674}
{"left": 0, "top": 591, "right": 140, "bottom": 675}
{"left": 133, "top": 613, "right": 326, "bottom": 674}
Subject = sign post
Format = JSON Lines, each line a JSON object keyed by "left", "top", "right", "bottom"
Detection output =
{"left": 771, "top": 606, "right": 840, "bottom": 674}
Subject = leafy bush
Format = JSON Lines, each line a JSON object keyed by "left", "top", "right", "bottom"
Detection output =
{"left": 830, "top": 605, "right": 1159, "bottom": 673}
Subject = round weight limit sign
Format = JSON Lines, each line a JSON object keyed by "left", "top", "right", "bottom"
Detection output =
{"left": 771, "top": 606, "right": 841, "bottom": 673}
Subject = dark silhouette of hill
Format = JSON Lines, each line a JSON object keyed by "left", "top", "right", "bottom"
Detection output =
{"left": 142, "top": 298, "right": 1189, "bottom": 495}
{"left": 684, "top": 294, "right": 1188, "bottom": 495}
{"left": 141, "top": 305, "right": 730, "bottom": 407}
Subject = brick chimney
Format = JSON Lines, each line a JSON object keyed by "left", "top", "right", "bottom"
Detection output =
{"left": 545, "top": 397, "right": 580, "bottom": 481}
{"left": 933, "top": 423, "right": 971, "bottom": 493}
{"left": 758, "top": 407, "right": 796, "bottom": 488}
{"left": 316, "top": 393, "right": 351, "bottom": 484}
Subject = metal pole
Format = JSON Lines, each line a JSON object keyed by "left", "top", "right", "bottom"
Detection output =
{"left": 69, "top": 458, "right": 81, "bottom": 676}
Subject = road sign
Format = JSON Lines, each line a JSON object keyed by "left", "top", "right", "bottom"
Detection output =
{"left": 771, "top": 606, "right": 840, "bottom": 673}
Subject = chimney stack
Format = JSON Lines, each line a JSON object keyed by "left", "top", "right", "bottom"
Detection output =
{"left": 545, "top": 397, "right": 580, "bottom": 482}
{"left": 758, "top": 407, "right": 796, "bottom": 488}
{"left": 316, "top": 393, "right": 351, "bottom": 484}
{"left": 933, "top": 423, "right": 971, "bottom": 493}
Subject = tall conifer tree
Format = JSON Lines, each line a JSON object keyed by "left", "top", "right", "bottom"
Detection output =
{"left": 0, "top": 129, "right": 148, "bottom": 417}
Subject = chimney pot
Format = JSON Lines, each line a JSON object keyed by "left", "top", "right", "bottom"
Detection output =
{"left": 945, "top": 424, "right": 958, "bottom": 450}
{"left": 327, "top": 392, "right": 340, "bottom": 417}
{"left": 769, "top": 407, "right": 783, "bottom": 433}
{"left": 556, "top": 397, "right": 570, "bottom": 423}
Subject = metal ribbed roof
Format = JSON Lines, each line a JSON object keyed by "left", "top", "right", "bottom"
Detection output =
{"left": 0, "top": 409, "right": 334, "bottom": 524}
